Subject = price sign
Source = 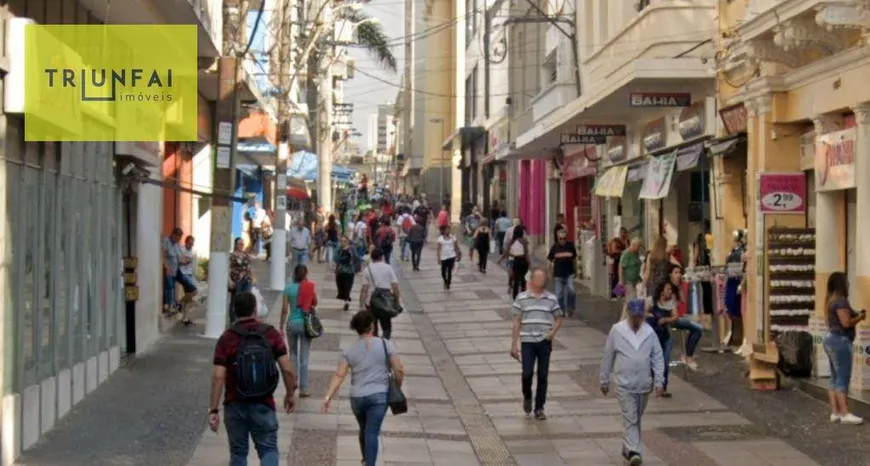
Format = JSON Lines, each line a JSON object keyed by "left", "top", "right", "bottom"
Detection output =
{"left": 759, "top": 173, "right": 806, "bottom": 214}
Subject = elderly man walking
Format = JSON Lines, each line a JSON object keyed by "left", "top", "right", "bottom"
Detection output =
{"left": 599, "top": 299, "right": 665, "bottom": 465}
{"left": 509, "top": 267, "right": 564, "bottom": 420}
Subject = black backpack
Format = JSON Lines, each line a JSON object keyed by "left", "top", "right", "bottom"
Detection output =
{"left": 231, "top": 324, "right": 280, "bottom": 400}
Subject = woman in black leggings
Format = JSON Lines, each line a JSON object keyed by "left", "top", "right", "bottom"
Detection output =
{"left": 501, "top": 225, "right": 530, "bottom": 299}
{"left": 436, "top": 225, "right": 460, "bottom": 290}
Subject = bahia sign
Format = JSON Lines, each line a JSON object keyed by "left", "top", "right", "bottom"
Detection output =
{"left": 629, "top": 92, "right": 691, "bottom": 107}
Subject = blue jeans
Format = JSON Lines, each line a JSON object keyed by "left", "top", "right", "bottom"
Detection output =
{"left": 521, "top": 339, "right": 552, "bottom": 411}
{"left": 824, "top": 334, "right": 853, "bottom": 393}
{"left": 224, "top": 402, "right": 279, "bottom": 466}
{"left": 658, "top": 336, "right": 673, "bottom": 390}
{"left": 292, "top": 248, "right": 309, "bottom": 265}
{"left": 672, "top": 317, "right": 703, "bottom": 357}
{"left": 399, "top": 237, "right": 408, "bottom": 259}
{"left": 350, "top": 392, "right": 389, "bottom": 466}
{"left": 163, "top": 272, "right": 177, "bottom": 308}
{"left": 326, "top": 241, "right": 338, "bottom": 263}
{"left": 287, "top": 320, "right": 310, "bottom": 391}
{"left": 554, "top": 275, "right": 576, "bottom": 314}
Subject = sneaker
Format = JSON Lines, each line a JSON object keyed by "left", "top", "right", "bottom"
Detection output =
{"left": 830, "top": 413, "right": 841, "bottom": 423}
{"left": 522, "top": 399, "right": 532, "bottom": 417}
{"left": 682, "top": 356, "right": 699, "bottom": 371}
{"left": 534, "top": 410, "right": 547, "bottom": 420}
{"left": 660, "top": 392, "right": 673, "bottom": 398}
{"left": 627, "top": 452, "right": 643, "bottom": 465}
{"left": 840, "top": 413, "right": 864, "bottom": 425}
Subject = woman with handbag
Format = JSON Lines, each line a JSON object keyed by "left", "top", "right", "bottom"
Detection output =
{"left": 322, "top": 311, "right": 406, "bottom": 466}
{"left": 436, "top": 225, "right": 461, "bottom": 290}
{"left": 360, "top": 248, "right": 401, "bottom": 339}
{"left": 228, "top": 237, "right": 254, "bottom": 322}
{"left": 501, "top": 225, "right": 530, "bottom": 299}
{"left": 280, "top": 264, "right": 318, "bottom": 398}
{"left": 336, "top": 236, "right": 360, "bottom": 311}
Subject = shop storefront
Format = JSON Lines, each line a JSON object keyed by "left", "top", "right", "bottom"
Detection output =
{"left": 1, "top": 114, "right": 133, "bottom": 455}
{"left": 483, "top": 117, "right": 510, "bottom": 216}
{"left": 518, "top": 158, "right": 547, "bottom": 241}
{"left": 563, "top": 145, "right": 596, "bottom": 241}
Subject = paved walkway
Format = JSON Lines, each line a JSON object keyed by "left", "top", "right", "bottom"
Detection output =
{"left": 186, "top": 244, "right": 822, "bottom": 466}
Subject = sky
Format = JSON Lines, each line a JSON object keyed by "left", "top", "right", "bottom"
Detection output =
{"left": 345, "top": 0, "right": 406, "bottom": 152}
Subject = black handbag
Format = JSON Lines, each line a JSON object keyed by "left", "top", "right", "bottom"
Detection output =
{"left": 367, "top": 267, "right": 402, "bottom": 318}
{"left": 382, "top": 338, "right": 407, "bottom": 415}
{"left": 304, "top": 308, "right": 324, "bottom": 339}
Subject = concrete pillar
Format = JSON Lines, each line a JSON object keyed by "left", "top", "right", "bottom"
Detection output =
{"left": 851, "top": 104, "right": 870, "bottom": 312}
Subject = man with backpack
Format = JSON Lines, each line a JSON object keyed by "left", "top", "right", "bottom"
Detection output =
{"left": 375, "top": 217, "right": 397, "bottom": 264}
{"left": 397, "top": 208, "right": 416, "bottom": 262}
{"left": 209, "top": 292, "right": 298, "bottom": 466}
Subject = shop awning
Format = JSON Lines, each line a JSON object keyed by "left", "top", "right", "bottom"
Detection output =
{"left": 594, "top": 165, "right": 628, "bottom": 197}
{"left": 675, "top": 143, "right": 705, "bottom": 172}
{"left": 639, "top": 151, "right": 677, "bottom": 200}
{"left": 706, "top": 134, "right": 746, "bottom": 157}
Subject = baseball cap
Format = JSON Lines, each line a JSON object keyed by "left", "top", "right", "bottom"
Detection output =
{"left": 626, "top": 299, "right": 646, "bottom": 317}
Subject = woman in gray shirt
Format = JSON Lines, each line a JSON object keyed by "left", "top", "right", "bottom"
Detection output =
{"left": 322, "top": 311, "right": 405, "bottom": 465}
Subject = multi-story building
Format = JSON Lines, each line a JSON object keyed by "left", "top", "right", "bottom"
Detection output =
{"left": 715, "top": 0, "right": 870, "bottom": 387}
{"left": 0, "top": 0, "right": 263, "bottom": 462}
{"left": 376, "top": 102, "right": 393, "bottom": 154}
{"left": 507, "top": 0, "right": 716, "bottom": 289}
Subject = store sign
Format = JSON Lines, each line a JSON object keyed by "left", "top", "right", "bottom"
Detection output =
{"left": 607, "top": 136, "right": 627, "bottom": 163}
{"left": 815, "top": 127, "right": 856, "bottom": 191}
{"left": 719, "top": 103, "right": 748, "bottom": 134}
{"left": 759, "top": 173, "right": 806, "bottom": 214}
{"left": 678, "top": 102, "right": 706, "bottom": 140}
{"left": 629, "top": 92, "right": 691, "bottom": 107}
{"left": 639, "top": 152, "right": 677, "bottom": 200}
{"left": 799, "top": 130, "right": 815, "bottom": 171}
{"left": 642, "top": 118, "right": 667, "bottom": 153}
{"left": 561, "top": 133, "right": 604, "bottom": 145}
{"left": 577, "top": 124, "right": 626, "bottom": 136}
{"left": 563, "top": 148, "right": 597, "bottom": 180}
{"left": 627, "top": 162, "right": 647, "bottom": 183}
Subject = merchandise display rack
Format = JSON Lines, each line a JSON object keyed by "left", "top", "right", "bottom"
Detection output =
{"left": 765, "top": 227, "right": 815, "bottom": 334}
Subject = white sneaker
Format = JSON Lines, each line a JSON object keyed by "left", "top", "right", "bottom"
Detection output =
{"left": 830, "top": 413, "right": 841, "bottom": 423}
{"left": 840, "top": 413, "right": 864, "bottom": 425}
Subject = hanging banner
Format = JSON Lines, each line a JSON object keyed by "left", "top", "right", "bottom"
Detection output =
{"left": 594, "top": 165, "right": 628, "bottom": 197}
{"left": 639, "top": 152, "right": 677, "bottom": 199}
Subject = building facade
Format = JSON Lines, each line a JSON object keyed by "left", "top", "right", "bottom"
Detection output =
{"left": 718, "top": 0, "right": 870, "bottom": 387}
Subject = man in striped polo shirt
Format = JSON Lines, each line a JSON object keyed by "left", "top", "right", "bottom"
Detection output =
{"left": 510, "top": 267, "right": 565, "bottom": 420}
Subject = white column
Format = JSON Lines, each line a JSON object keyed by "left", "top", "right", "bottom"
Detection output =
{"left": 270, "top": 141, "right": 290, "bottom": 291}
{"left": 813, "top": 114, "right": 844, "bottom": 279}
{"left": 852, "top": 104, "right": 870, "bottom": 307}
{"left": 318, "top": 63, "right": 334, "bottom": 212}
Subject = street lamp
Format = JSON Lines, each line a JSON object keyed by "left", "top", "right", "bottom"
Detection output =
{"left": 430, "top": 117, "right": 445, "bottom": 206}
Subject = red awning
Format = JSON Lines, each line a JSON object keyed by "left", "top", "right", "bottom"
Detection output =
{"left": 288, "top": 187, "right": 309, "bottom": 200}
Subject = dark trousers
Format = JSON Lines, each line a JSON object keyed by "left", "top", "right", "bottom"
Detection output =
{"left": 521, "top": 339, "right": 553, "bottom": 411}
{"left": 477, "top": 248, "right": 489, "bottom": 272}
{"left": 383, "top": 247, "right": 392, "bottom": 264}
{"left": 610, "top": 265, "right": 620, "bottom": 298}
{"left": 496, "top": 232, "right": 506, "bottom": 255}
{"left": 512, "top": 256, "right": 529, "bottom": 299}
{"left": 409, "top": 241, "right": 423, "bottom": 269}
{"left": 441, "top": 258, "right": 456, "bottom": 287}
{"left": 371, "top": 312, "right": 393, "bottom": 340}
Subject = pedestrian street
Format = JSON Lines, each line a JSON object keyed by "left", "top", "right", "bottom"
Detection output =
{"left": 184, "top": 243, "right": 822, "bottom": 466}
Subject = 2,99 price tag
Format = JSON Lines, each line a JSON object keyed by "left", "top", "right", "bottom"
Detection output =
{"left": 761, "top": 192, "right": 802, "bottom": 211}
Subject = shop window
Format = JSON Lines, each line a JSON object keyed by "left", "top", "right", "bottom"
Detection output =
{"left": 57, "top": 176, "right": 70, "bottom": 371}
{"left": 38, "top": 166, "right": 56, "bottom": 379}
{"left": 22, "top": 166, "right": 38, "bottom": 384}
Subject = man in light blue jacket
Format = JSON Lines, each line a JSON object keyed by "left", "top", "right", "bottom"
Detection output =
{"left": 599, "top": 299, "right": 665, "bottom": 466}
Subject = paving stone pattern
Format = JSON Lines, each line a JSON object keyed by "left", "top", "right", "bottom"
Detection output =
{"left": 182, "top": 243, "right": 828, "bottom": 466}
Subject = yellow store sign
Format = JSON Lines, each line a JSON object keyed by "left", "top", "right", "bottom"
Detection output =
{"left": 24, "top": 25, "right": 197, "bottom": 142}
{"left": 594, "top": 165, "right": 629, "bottom": 198}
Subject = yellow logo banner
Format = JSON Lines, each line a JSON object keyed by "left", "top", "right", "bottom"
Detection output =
{"left": 24, "top": 25, "right": 198, "bottom": 142}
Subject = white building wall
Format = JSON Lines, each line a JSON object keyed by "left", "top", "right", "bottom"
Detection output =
{"left": 192, "top": 144, "right": 213, "bottom": 257}
{"left": 135, "top": 175, "right": 164, "bottom": 351}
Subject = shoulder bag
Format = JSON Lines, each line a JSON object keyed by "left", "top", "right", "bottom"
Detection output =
{"left": 367, "top": 266, "right": 401, "bottom": 318}
{"left": 382, "top": 338, "right": 408, "bottom": 415}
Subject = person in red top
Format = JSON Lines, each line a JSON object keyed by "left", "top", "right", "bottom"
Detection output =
{"left": 209, "top": 292, "right": 297, "bottom": 465}
{"left": 436, "top": 203, "right": 449, "bottom": 229}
